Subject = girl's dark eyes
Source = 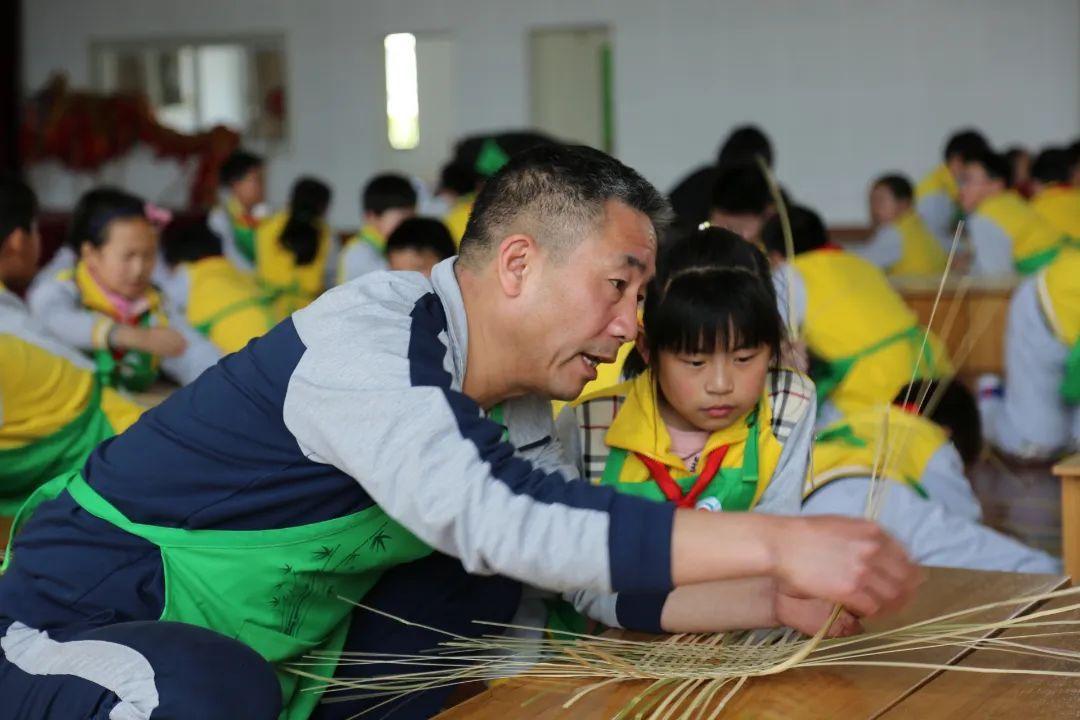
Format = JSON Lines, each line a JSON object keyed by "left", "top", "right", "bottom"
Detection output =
{"left": 609, "top": 279, "right": 628, "bottom": 293}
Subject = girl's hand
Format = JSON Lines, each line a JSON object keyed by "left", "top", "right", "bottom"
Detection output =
{"left": 775, "top": 589, "right": 863, "bottom": 638}
{"left": 770, "top": 515, "right": 922, "bottom": 620}
{"left": 114, "top": 325, "right": 188, "bottom": 358}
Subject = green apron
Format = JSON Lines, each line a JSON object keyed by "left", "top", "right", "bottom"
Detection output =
{"left": 1015, "top": 242, "right": 1064, "bottom": 276}
{"left": 813, "top": 422, "right": 929, "bottom": 499}
{"left": 93, "top": 313, "right": 159, "bottom": 393}
{"left": 1062, "top": 338, "right": 1080, "bottom": 405}
{"left": 0, "top": 382, "right": 114, "bottom": 515}
{"left": 809, "top": 325, "right": 937, "bottom": 406}
{"left": 598, "top": 407, "right": 761, "bottom": 512}
{"left": 3, "top": 471, "right": 433, "bottom": 720}
{"left": 192, "top": 295, "right": 277, "bottom": 337}
{"left": 545, "top": 408, "right": 761, "bottom": 636}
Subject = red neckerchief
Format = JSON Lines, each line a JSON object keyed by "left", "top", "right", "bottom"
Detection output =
{"left": 635, "top": 445, "right": 731, "bottom": 508}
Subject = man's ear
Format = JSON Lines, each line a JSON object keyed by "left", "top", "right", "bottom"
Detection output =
{"left": 495, "top": 233, "right": 535, "bottom": 298}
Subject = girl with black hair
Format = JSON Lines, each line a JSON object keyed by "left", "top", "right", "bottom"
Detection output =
{"left": 552, "top": 228, "right": 857, "bottom": 636}
{"left": 28, "top": 188, "right": 219, "bottom": 391}
{"left": 255, "top": 176, "right": 334, "bottom": 317}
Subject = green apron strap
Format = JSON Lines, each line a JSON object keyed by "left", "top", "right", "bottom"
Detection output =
{"left": 487, "top": 404, "right": 510, "bottom": 442}
{"left": 1, "top": 471, "right": 78, "bottom": 574}
{"left": 814, "top": 422, "right": 868, "bottom": 447}
{"left": 1062, "top": 338, "right": 1080, "bottom": 405}
{"left": 1015, "top": 242, "right": 1063, "bottom": 276}
{"left": 234, "top": 224, "right": 257, "bottom": 265}
{"left": 192, "top": 295, "right": 276, "bottom": 336}
{"left": 810, "top": 326, "right": 927, "bottom": 405}
{"left": 599, "top": 447, "right": 628, "bottom": 486}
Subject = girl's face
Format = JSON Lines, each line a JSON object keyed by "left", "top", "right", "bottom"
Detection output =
{"left": 655, "top": 341, "right": 772, "bottom": 434}
{"left": 82, "top": 217, "right": 158, "bottom": 300}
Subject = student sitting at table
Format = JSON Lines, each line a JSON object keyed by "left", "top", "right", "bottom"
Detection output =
{"left": 979, "top": 245, "right": 1080, "bottom": 459}
{"left": 0, "top": 178, "right": 143, "bottom": 516}
{"left": 805, "top": 380, "right": 1060, "bottom": 574}
{"left": 762, "top": 205, "right": 952, "bottom": 423}
{"left": 163, "top": 220, "right": 276, "bottom": 354}
{"left": 959, "top": 149, "right": 1065, "bottom": 276}
{"left": 855, "top": 173, "right": 947, "bottom": 276}
{"left": 29, "top": 188, "right": 220, "bottom": 391}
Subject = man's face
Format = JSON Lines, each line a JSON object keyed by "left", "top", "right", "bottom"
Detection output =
{"left": 869, "top": 184, "right": 906, "bottom": 226}
{"left": 709, "top": 209, "right": 766, "bottom": 245}
{"left": 958, "top": 162, "right": 1002, "bottom": 214}
{"left": 521, "top": 200, "right": 656, "bottom": 401}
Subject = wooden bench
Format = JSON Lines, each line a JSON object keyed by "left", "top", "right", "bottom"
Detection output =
{"left": 891, "top": 275, "right": 1017, "bottom": 377}
{"left": 1052, "top": 454, "right": 1080, "bottom": 583}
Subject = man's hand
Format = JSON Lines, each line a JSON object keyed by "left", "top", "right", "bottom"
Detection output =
{"left": 774, "top": 589, "right": 863, "bottom": 638}
{"left": 770, "top": 515, "right": 922, "bottom": 619}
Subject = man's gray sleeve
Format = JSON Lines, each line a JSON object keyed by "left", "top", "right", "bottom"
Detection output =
{"left": 284, "top": 285, "right": 675, "bottom": 596}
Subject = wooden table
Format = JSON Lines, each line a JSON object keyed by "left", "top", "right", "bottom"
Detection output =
{"left": 891, "top": 275, "right": 1017, "bottom": 377}
{"left": 436, "top": 568, "right": 1066, "bottom": 719}
{"left": 881, "top": 593, "right": 1080, "bottom": 719}
{"left": 1052, "top": 454, "right": 1080, "bottom": 583}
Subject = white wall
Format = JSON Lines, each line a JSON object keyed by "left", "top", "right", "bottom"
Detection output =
{"left": 23, "top": 0, "right": 1080, "bottom": 227}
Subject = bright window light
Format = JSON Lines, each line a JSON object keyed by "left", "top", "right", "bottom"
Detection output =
{"left": 385, "top": 33, "right": 419, "bottom": 150}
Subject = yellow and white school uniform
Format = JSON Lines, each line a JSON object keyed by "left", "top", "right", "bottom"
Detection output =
{"left": 444, "top": 195, "right": 475, "bottom": 248}
{"left": 0, "top": 283, "right": 143, "bottom": 515}
{"left": 856, "top": 210, "right": 949, "bottom": 277}
{"left": 207, "top": 196, "right": 265, "bottom": 273}
{"left": 254, "top": 210, "right": 333, "bottom": 318}
{"left": 337, "top": 224, "right": 387, "bottom": 285}
{"left": 980, "top": 246, "right": 1080, "bottom": 458}
{"left": 785, "top": 248, "right": 952, "bottom": 419}
{"left": 28, "top": 263, "right": 220, "bottom": 391}
{"left": 551, "top": 366, "right": 816, "bottom": 629}
{"left": 967, "top": 191, "right": 1066, "bottom": 276}
{"left": 804, "top": 405, "right": 1059, "bottom": 573}
{"left": 172, "top": 256, "right": 275, "bottom": 354}
{"left": 1031, "top": 184, "right": 1080, "bottom": 241}
{"left": 915, "top": 163, "right": 961, "bottom": 249}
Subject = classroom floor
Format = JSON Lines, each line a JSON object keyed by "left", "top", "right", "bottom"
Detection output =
{"left": 970, "top": 452, "right": 1062, "bottom": 557}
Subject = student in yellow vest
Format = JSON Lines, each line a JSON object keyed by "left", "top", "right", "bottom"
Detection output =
{"left": 959, "top": 149, "right": 1066, "bottom": 276}
{"left": 805, "top": 380, "right": 1060, "bottom": 573}
{"left": 916, "top": 128, "right": 990, "bottom": 249}
{"left": 979, "top": 245, "right": 1080, "bottom": 459}
{"left": 383, "top": 216, "right": 456, "bottom": 277}
{"left": 436, "top": 160, "right": 479, "bottom": 246}
{"left": 29, "top": 189, "right": 220, "bottom": 392}
{"left": 856, "top": 174, "right": 947, "bottom": 276}
{"left": 762, "top": 205, "right": 952, "bottom": 423}
{"left": 207, "top": 150, "right": 268, "bottom": 273}
{"left": 163, "top": 220, "right": 275, "bottom": 354}
{"left": 552, "top": 229, "right": 860, "bottom": 636}
{"left": 255, "top": 176, "right": 334, "bottom": 318}
{"left": 0, "top": 178, "right": 143, "bottom": 516}
{"left": 1029, "top": 147, "right": 1080, "bottom": 240}
{"left": 337, "top": 174, "right": 417, "bottom": 284}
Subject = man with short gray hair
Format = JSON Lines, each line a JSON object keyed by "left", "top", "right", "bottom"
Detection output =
{"left": 0, "top": 145, "right": 918, "bottom": 720}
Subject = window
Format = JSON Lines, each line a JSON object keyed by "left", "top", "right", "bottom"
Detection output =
{"left": 92, "top": 36, "right": 287, "bottom": 142}
{"left": 384, "top": 33, "right": 420, "bottom": 150}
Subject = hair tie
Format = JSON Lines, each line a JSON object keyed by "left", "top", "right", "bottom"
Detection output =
{"left": 144, "top": 202, "right": 173, "bottom": 228}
